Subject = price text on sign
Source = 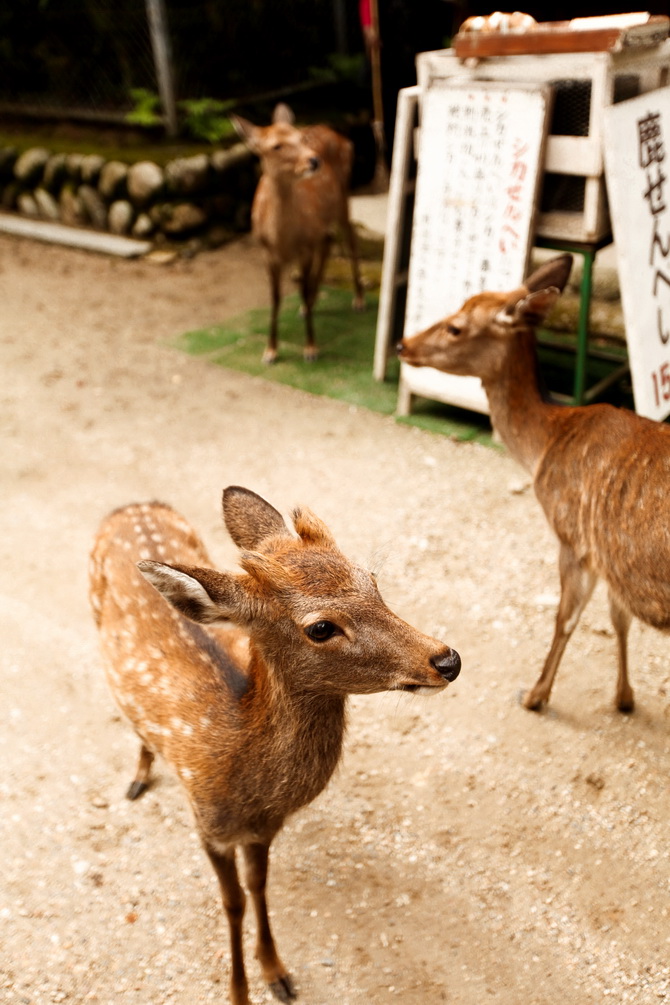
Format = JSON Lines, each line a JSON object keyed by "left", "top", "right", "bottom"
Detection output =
{"left": 604, "top": 94, "right": 670, "bottom": 421}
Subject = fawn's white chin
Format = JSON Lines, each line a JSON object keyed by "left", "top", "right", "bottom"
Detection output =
{"left": 400, "top": 683, "right": 448, "bottom": 696}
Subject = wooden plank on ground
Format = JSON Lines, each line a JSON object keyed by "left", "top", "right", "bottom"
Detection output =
{"left": 0, "top": 213, "right": 152, "bottom": 258}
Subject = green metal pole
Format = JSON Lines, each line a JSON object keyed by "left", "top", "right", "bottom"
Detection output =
{"left": 574, "top": 249, "right": 594, "bottom": 405}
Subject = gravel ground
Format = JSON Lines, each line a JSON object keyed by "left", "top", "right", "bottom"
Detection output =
{"left": 1, "top": 232, "right": 669, "bottom": 1005}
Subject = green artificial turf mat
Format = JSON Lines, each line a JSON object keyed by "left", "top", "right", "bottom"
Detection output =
{"left": 173, "top": 286, "right": 496, "bottom": 445}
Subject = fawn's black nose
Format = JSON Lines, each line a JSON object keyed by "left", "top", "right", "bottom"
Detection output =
{"left": 396, "top": 340, "right": 406, "bottom": 356}
{"left": 309, "top": 156, "right": 320, "bottom": 172}
{"left": 431, "top": 648, "right": 461, "bottom": 682}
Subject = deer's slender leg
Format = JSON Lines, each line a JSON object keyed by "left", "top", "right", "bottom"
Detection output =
{"left": 126, "top": 743, "right": 154, "bottom": 800}
{"left": 243, "top": 842, "right": 296, "bottom": 1002}
{"left": 300, "top": 240, "right": 330, "bottom": 362}
{"left": 264, "top": 259, "right": 282, "bottom": 364}
{"left": 608, "top": 590, "right": 634, "bottom": 713}
{"left": 524, "top": 544, "right": 596, "bottom": 710}
{"left": 340, "top": 208, "right": 365, "bottom": 311}
{"left": 205, "top": 845, "right": 250, "bottom": 1005}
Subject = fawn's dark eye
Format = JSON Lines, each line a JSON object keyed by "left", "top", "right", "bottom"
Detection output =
{"left": 447, "top": 324, "right": 462, "bottom": 336}
{"left": 273, "top": 142, "right": 283, "bottom": 151}
{"left": 305, "top": 620, "right": 338, "bottom": 642}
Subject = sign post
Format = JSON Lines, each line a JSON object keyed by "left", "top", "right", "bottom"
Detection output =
{"left": 604, "top": 91, "right": 670, "bottom": 421}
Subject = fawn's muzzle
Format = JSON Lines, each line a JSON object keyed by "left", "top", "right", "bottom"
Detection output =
{"left": 431, "top": 648, "right": 461, "bottom": 682}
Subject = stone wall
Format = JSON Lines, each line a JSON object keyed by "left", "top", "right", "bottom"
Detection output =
{"left": 0, "top": 143, "right": 257, "bottom": 247}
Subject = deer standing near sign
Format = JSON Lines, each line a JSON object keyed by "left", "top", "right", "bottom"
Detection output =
{"left": 89, "top": 486, "right": 460, "bottom": 1004}
{"left": 398, "top": 254, "right": 670, "bottom": 713}
{"left": 232, "top": 104, "right": 365, "bottom": 364}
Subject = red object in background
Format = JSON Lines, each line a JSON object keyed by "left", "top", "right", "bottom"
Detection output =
{"left": 359, "top": 0, "right": 372, "bottom": 29}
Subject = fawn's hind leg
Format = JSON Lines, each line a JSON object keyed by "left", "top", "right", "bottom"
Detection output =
{"left": 126, "top": 743, "right": 155, "bottom": 800}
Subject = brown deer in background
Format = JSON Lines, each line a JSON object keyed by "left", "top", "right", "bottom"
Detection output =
{"left": 232, "top": 103, "right": 365, "bottom": 364}
{"left": 399, "top": 254, "right": 670, "bottom": 714}
{"left": 89, "top": 486, "right": 460, "bottom": 1004}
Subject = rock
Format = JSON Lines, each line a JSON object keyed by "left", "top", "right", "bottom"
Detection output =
{"left": 1, "top": 181, "right": 20, "bottom": 210}
{"left": 131, "top": 212, "right": 155, "bottom": 238}
{"left": 164, "top": 153, "right": 210, "bottom": 195}
{"left": 43, "top": 153, "right": 68, "bottom": 192}
{"left": 65, "top": 153, "right": 85, "bottom": 183}
{"left": 160, "top": 202, "right": 207, "bottom": 235}
{"left": 78, "top": 185, "right": 108, "bottom": 228}
{"left": 98, "top": 160, "right": 128, "bottom": 200}
{"left": 127, "top": 160, "right": 164, "bottom": 207}
{"left": 34, "top": 187, "right": 60, "bottom": 220}
{"left": 0, "top": 146, "right": 18, "bottom": 181}
{"left": 59, "top": 185, "right": 85, "bottom": 226}
{"left": 14, "top": 147, "right": 50, "bottom": 185}
{"left": 17, "top": 192, "right": 39, "bottom": 216}
{"left": 108, "top": 199, "right": 135, "bottom": 235}
{"left": 210, "top": 143, "right": 253, "bottom": 175}
{"left": 80, "top": 154, "right": 106, "bottom": 185}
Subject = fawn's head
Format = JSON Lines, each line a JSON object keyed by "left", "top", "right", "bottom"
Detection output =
{"left": 232, "top": 103, "right": 321, "bottom": 181}
{"left": 139, "top": 487, "right": 460, "bottom": 697}
{"left": 398, "top": 254, "right": 573, "bottom": 380}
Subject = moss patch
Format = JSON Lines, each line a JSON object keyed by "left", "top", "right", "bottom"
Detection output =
{"left": 173, "top": 287, "right": 496, "bottom": 445}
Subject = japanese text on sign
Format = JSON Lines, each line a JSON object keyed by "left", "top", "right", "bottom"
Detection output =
{"left": 605, "top": 94, "right": 670, "bottom": 421}
{"left": 404, "top": 81, "right": 549, "bottom": 339}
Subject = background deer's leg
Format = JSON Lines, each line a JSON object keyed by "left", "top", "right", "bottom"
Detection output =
{"left": 523, "top": 544, "right": 596, "bottom": 710}
{"left": 126, "top": 743, "right": 154, "bottom": 800}
{"left": 205, "top": 845, "right": 250, "bottom": 1005}
{"left": 264, "top": 259, "right": 282, "bottom": 364}
{"left": 340, "top": 209, "right": 365, "bottom": 312}
{"left": 242, "top": 841, "right": 296, "bottom": 1002}
{"left": 608, "top": 590, "right": 634, "bottom": 713}
{"left": 299, "top": 241, "right": 330, "bottom": 362}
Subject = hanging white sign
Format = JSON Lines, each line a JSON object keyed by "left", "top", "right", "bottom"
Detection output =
{"left": 400, "top": 79, "right": 550, "bottom": 415}
{"left": 604, "top": 91, "right": 670, "bottom": 422}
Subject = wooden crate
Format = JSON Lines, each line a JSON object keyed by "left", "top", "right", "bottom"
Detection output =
{"left": 416, "top": 42, "right": 670, "bottom": 242}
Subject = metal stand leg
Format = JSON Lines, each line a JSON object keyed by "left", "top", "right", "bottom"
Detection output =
{"left": 574, "top": 249, "right": 594, "bottom": 405}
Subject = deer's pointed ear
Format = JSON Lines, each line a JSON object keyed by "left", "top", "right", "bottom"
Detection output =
{"left": 230, "top": 114, "right": 260, "bottom": 151}
{"left": 524, "top": 254, "right": 572, "bottom": 294}
{"left": 292, "top": 506, "right": 336, "bottom": 547}
{"left": 273, "top": 103, "right": 295, "bottom": 125}
{"left": 138, "top": 561, "right": 253, "bottom": 625}
{"left": 508, "top": 287, "right": 561, "bottom": 327}
{"left": 223, "top": 486, "right": 292, "bottom": 550}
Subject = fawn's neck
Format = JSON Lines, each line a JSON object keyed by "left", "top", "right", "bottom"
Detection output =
{"left": 482, "top": 327, "right": 561, "bottom": 475}
{"left": 250, "top": 649, "right": 348, "bottom": 798}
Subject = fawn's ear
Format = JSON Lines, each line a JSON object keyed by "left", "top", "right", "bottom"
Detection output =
{"left": 524, "top": 254, "right": 572, "bottom": 294}
{"left": 223, "top": 486, "right": 292, "bottom": 550}
{"left": 138, "top": 561, "right": 255, "bottom": 625}
{"left": 292, "top": 506, "right": 336, "bottom": 547}
{"left": 273, "top": 103, "right": 295, "bottom": 125}
{"left": 506, "top": 287, "right": 561, "bottom": 327}
{"left": 230, "top": 114, "right": 260, "bottom": 151}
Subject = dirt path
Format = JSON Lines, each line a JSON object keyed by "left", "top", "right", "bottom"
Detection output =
{"left": 1, "top": 232, "right": 669, "bottom": 1005}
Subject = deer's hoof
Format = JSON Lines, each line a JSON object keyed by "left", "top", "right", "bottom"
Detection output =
{"left": 520, "top": 689, "right": 545, "bottom": 712}
{"left": 352, "top": 295, "right": 366, "bottom": 313}
{"left": 269, "top": 973, "right": 297, "bottom": 1002}
{"left": 126, "top": 779, "right": 149, "bottom": 801}
{"left": 303, "top": 347, "right": 319, "bottom": 363}
{"left": 262, "top": 349, "right": 278, "bottom": 365}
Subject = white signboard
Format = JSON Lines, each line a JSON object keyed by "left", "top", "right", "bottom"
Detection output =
{"left": 400, "top": 79, "right": 549, "bottom": 415}
{"left": 604, "top": 91, "right": 670, "bottom": 422}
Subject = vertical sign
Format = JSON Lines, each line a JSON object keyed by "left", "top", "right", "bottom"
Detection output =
{"left": 400, "top": 80, "right": 549, "bottom": 414}
{"left": 604, "top": 92, "right": 670, "bottom": 421}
